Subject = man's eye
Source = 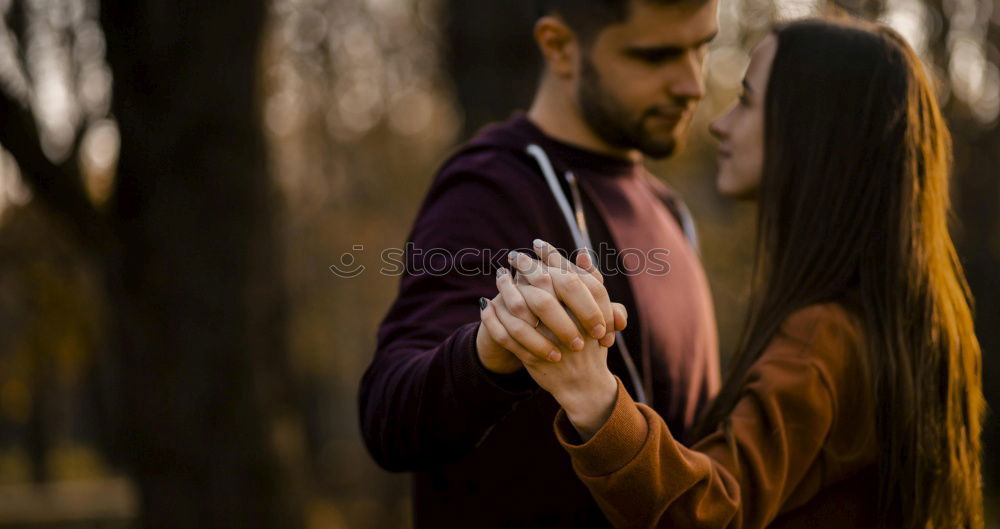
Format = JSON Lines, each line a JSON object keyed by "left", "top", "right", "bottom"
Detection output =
{"left": 633, "top": 50, "right": 681, "bottom": 64}
{"left": 738, "top": 93, "right": 750, "bottom": 106}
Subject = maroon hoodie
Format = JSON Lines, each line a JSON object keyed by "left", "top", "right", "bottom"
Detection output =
{"left": 358, "top": 114, "right": 719, "bottom": 528}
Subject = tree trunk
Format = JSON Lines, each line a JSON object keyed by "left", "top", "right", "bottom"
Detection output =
{"left": 442, "top": 0, "right": 540, "bottom": 137}
{"left": 93, "top": 1, "right": 299, "bottom": 527}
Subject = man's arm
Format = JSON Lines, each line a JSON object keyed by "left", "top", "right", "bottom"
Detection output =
{"left": 358, "top": 161, "right": 561, "bottom": 471}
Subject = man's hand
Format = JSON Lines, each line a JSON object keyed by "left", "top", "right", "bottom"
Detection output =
{"left": 476, "top": 272, "right": 567, "bottom": 374}
{"left": 476, "top": 312, "right": 524, "bottom": 374}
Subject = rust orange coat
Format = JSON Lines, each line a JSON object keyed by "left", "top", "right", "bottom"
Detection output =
{"left": 554, "top": 304, "right": 881, "bottom": 528}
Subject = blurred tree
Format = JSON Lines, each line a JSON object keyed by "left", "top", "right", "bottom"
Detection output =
{"left": 0, "top": 0, "right": 303, "bottom": 527}
{"left": 442, "top": 0, "right": 539, "bottom": 137}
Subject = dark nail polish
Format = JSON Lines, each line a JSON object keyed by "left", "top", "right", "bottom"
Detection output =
{"left": 479, "top": 297, "right": 488, "bottom": 311}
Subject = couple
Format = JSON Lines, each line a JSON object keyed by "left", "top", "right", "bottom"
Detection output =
{"left": 360, "top": 0, "right": 984, "bottom": 527}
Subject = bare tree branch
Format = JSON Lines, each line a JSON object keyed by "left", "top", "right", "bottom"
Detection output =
{"left": 0, "top": 88, "right": 106, "bottom": 248}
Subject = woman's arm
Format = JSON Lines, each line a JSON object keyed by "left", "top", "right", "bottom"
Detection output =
{"left": 553, "top": 333, "right": 841, "bottom": 529}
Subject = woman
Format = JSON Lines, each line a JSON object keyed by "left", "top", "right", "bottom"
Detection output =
{"left": 478, "top": 18, "right": 984, "bottom": 529}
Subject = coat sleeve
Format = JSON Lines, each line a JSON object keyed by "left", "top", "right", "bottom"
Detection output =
{"left": 359, "top": 156, "right": 569, "bottom": 472}
{"left": 553, "top": 305, "right": 865, "bottom": 529}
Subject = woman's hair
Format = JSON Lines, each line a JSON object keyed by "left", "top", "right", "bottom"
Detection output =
{"left": 694, "top": 18, "right": 984, "bottom": 528}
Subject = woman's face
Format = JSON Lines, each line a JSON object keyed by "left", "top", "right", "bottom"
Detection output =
{"left": 709, "top": 35, "right": 777, "bottom": 199}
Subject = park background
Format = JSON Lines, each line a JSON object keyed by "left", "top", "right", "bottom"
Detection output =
{"left": 0, "top": 0, "right": 997, "bottom": 527}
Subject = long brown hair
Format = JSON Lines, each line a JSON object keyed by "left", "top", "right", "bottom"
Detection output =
{"left": 695, "top": 19, "right": 984, "bottom": 528}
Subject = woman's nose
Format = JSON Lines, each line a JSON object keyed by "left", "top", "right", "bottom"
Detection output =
{"left": 709, "top": 104, "right": 736, "bottom": 140}
{"left": 708, "top": 114, "right": 727, "bottom": 140}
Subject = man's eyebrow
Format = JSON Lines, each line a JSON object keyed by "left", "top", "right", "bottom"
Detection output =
{"left": 623, "top": 31, "right": 719, "bottom": 55}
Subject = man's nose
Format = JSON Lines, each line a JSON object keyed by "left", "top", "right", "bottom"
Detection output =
{"left": 668, "top": 50, "right": 706, "bottom": 101}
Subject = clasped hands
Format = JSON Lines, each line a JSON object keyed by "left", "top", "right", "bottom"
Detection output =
{"left": 476, "top": 239, "right": 627, "bottom": 440}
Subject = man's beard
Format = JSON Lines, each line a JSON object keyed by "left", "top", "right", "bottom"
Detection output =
{"left": 578, "top": 55, "right": 679, "bottom": 159}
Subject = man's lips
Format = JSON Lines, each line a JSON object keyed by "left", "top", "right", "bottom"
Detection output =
{"left": 648, "top": 108, "right": 687, "bottom": 121}
{"left": 717, "top": 148, "right": 732, "bottom": 158}
{"left": 649, "top": 115, "right": 681, "bottom": 127}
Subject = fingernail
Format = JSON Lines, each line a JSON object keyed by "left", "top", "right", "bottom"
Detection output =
{"left": 591, "top": 324, "right": 606, "bottom": 339}
{"left": 496, "top": 267, "right": 508, "bottom": 278}
{"left": 479, "top": 297, "right": 488, "bottom": 311}
{"left": 507, "top": 250, "right": 520, "bottom": 264}
{"left": 571, "top": 337, "right": 584, "bottom": 351}
{"left": 547, "top": 350, "right": 561, "bottom": 362}
{"left": 533, "top": 239, "right": 545, "bottom": 249}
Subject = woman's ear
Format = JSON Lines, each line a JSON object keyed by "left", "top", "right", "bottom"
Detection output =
{"left": 534, "top": 15, "right": 579, "bottom": 78}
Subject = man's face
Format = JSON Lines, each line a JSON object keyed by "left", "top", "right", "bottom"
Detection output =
{"left": 576, "top": 0, "right": 718, "bottom": 159}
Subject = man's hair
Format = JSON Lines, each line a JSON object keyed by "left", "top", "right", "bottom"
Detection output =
{"left": 535, "top": 0, "right": 695, "bottom": 44}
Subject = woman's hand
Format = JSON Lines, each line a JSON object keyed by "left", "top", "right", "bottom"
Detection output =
{"left": 478, "top": 239, "right": 625, "bottom": 440}
{"left": 481, "top": 284, "right": 618, "bottom": 440}
{"left": 510, "top": 240, "right": 622, "bottom": 350}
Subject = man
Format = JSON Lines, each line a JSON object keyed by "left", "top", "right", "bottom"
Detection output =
{"left": 359, "top": 0, "right": 720, "bottom": 526}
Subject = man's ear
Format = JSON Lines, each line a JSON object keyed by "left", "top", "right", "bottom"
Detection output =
{"left": 533, "top": 15, "right": 579, "bottom": 78}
